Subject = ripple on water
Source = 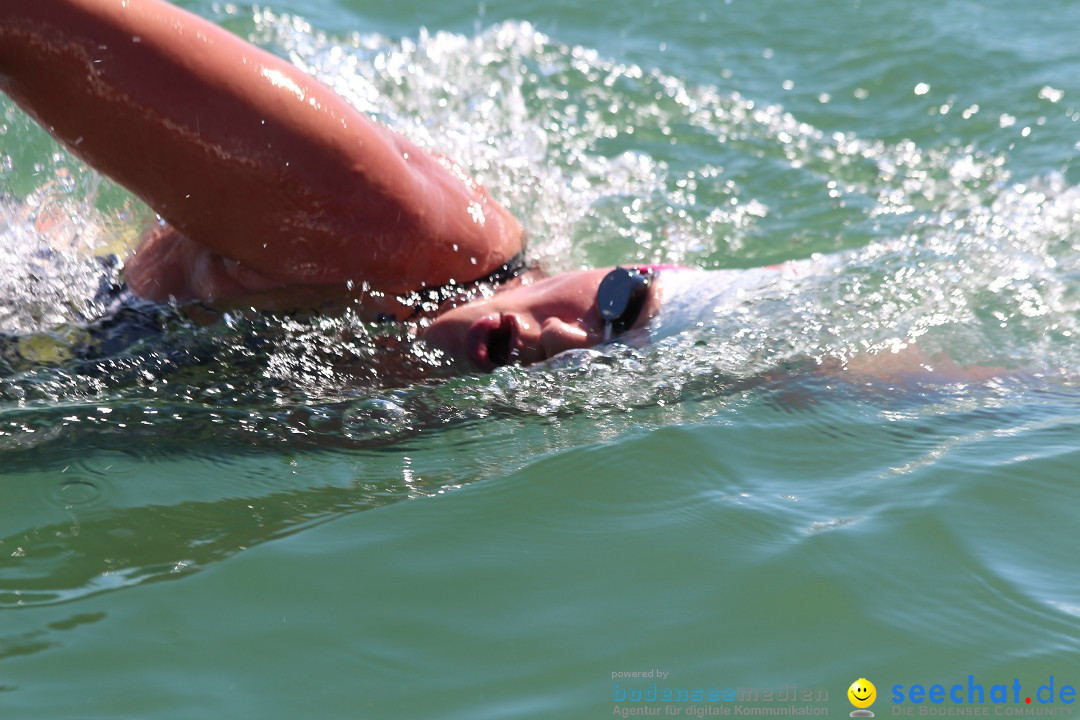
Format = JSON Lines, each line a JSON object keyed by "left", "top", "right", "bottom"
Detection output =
{"left": 52, "top": 476, "right": 103, "bottom": 509}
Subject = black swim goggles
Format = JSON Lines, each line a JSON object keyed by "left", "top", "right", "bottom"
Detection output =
{"left": 596, "top": 266, "right": 654, "bottom": 341}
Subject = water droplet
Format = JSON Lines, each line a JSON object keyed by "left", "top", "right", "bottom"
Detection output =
{"left": 1038, "top": 86, "right": 1064, "bottom": 103}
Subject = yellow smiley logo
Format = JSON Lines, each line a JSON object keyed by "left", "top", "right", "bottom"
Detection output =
{"left": 848, "top": 678, "right": 877, "bottom": 709}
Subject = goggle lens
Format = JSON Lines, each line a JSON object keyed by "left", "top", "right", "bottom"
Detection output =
{"left": 597, "top": 267, "right": 652, "bottom": 340}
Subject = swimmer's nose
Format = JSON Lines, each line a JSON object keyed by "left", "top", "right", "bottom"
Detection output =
{"left": 539, "top": 317, "right": 594, "bottom": 359}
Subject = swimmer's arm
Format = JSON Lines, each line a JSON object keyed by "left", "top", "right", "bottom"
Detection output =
{"left": 838, "top": 344, "right": 1010, "bottom": 385}
{"left": 0, "top": 0, "right": 521, "bottom": 296}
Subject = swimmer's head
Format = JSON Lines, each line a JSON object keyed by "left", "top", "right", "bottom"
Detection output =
{"left": 420, "top": 267, "right": 660, "bottom": 372}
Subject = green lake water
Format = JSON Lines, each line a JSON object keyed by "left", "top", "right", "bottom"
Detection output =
{"left": 1, "top": 0, "right": 1079, "bottom": 717}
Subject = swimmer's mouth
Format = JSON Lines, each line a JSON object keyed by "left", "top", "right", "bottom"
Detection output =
{"left": 487, "top": 318, "right": 513, "bottom": 367}
{"left": 466, "top": 313, "right": 521, "bottom": 371}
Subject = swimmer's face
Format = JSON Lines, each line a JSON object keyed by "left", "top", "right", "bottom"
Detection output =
{"left": 421, "top": 268, "right": 658, "bottom": 372}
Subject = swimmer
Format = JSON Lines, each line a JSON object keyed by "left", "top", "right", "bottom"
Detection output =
{"left": 0, "top": 0, "right": 1005, "bottom": 382}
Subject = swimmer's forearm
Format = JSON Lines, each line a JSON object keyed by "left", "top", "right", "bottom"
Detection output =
{"left": 0, "top": 0, "right": 521, "bottom": 292}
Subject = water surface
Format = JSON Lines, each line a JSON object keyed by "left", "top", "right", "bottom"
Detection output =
{"left": 1, "top": 0, "right": 1079, "bottom": 717}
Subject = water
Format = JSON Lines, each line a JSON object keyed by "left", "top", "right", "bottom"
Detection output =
{"left": 2, "top": 0, "right": 1080, "bottom": 717}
